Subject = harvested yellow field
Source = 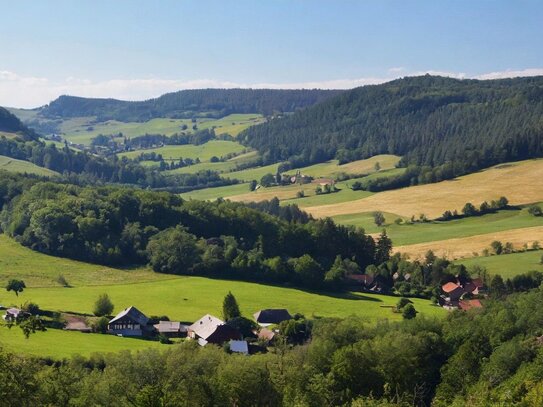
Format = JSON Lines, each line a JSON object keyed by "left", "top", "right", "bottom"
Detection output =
{"left": 298, "top": 155, "right": 400, "bottom": 178}
{"left": 305, "top": 159, "right": 543, "bottom": 219}
{"left": 394, "top": 225, "right": 543, "bottom": 260}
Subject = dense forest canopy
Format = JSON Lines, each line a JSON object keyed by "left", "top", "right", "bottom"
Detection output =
{"left": 37, "top": 89, "right": 343, "bottom": 121}
{"left": 240, "top": 75, "right": 543, "bottom": 173}
{"left": 0, "top": 172, "right": 377, "bottom": 290}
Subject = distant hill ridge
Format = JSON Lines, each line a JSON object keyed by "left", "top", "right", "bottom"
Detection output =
{"left": 0, "top": 106, "right": 37, "bottom": 141}
{"left": 39, "top": 88, "right": 343, "bottom": 122}
{"left": 240, "top": 75, "right": 543, "bottom": 174}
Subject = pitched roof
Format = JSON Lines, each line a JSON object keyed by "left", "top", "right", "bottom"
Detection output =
{"left": 346, "top": 274, "right": 374, "bottom": 285}
{"left": 459, "top": 299, "right": 483, "bottom": 311}
{"left": 257, "top": 328, "right": 276, "bottom": 341}
{"left": 230, "top": 340, "right": 249, "bottom": 354}
{"left": 442, "top": 282, "right": 462, "bottom": 293}
{"left": 253, "top": 309, "right": 292, "bottom": 324}
{"left": 109, "top": 306, "right": 149, "bottom": 326}
{"left": 154, "top": 321, "right": 187, "bottom": 333}
{"left": 189, "top": 314, "right": 225, "bottom": 340}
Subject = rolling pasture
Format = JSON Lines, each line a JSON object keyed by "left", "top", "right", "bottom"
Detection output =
{"left": 455, "top": 250, "right": 543, "bottom": 279}
{"left": 58, "top": 114, "right": 264, "bottom": 145}
{"left": 0, "top": 234, "right": 443, "bottom": 358}
{"left": 0, "top": 155, "right": 58, "bottom": 177}
{"left": 304, "top": 159, "right": 543, "bottom": 219}
{"left": 118, "top": 140, "right": 246, "bottom": 161}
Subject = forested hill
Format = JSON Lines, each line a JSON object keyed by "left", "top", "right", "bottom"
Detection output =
{"left": 0, "top": 106, "right": 37, "bottom": 140}
{"left": 38, "top": 89, "right": 343, "bottom": 121}
{"left": 240, "top": 75, "right": 543, "bottom": 171}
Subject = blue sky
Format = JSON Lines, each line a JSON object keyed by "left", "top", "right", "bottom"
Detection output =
{"left": 1, "top": 0, "right": 542, "bottom": 107}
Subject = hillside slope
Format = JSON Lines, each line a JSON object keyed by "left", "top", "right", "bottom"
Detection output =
{"left": 38, "top": 88, "right": 343, "bottom": 121}
{"left": 240, "top": 75, "right": 543, "bottom": 173}
{"left": 0, "top": 106, "right": 37, "bottom": 141}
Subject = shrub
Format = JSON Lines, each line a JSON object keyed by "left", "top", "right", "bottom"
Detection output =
{"left": 93, "top": 294, "right": 114, "bottom": 317}
{"left": 56, "top": 274, "right": 69, "bottom": 287}
{"left": 92, "top": 316, "right": 109, "bottom": 334}
{"left": 22, "top": 302, "right": 40, "bottom": 315}
{"left": 402, "top": 304, "right": 417, "bottom": 319}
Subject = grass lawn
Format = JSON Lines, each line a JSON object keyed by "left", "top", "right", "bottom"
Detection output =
{"left": 0, "top": 324, "right": 167, "bottom": 359}
{"left": 455, "top": 250, "right": 543, "bottom": 279}
{"left": 0, "top": 155, "right": 58, "bottom": 177}
{"left": 118, "top": 140, "right": 246, "bottom": 161}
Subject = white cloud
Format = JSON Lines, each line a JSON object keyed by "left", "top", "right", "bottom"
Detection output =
{"left": 1, "top": 67, "right": 543, "bottom": 108}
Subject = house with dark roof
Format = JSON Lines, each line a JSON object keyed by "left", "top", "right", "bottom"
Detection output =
{"left": 108, "top": 306, "right": 150, "bottom": 337}
{"left": 188, "top": 314, "right": 241, "bottom": 346}
{"left": 441, "top": 282, "right": 465, "bottom": 301}
{"left": 253, "top": 309, "right": 292, "bottom": 326}
{"left": 153, "top": 321, "right": 188, "bottom": 338}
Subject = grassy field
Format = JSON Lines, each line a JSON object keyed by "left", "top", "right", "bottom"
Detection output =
{"left": 180, "top": 183, "right": 251, "bottom": 201}
{"left": 297, "top": 155, "right": 400, "bottom": 178}
{"left": 197, "top": 114, "right": 265, "bottom": 137}
{"left": 0, "top": 324, "right": 167, "bottom": 359}
{"left": 304, "top": 159, "right": 543, "bottom": 220}
{"left": 456, "top": 250, "right": 543, "bottom": 279}
{"left": 58, "top": 114, "right": 264, "bottom": 145}
{"left": 0, "top": 235, "right": 168, "bottom": 287}
{"left": 166, "top": 150, "right": 260, "bottom": 175}
{"left": 0, "top": 234, "right": 444, "bottom": 358}
{"left": 118, "top": 140, "right": 246, "bottom": 161}
{"left": 335, "top": 207, "right": 543, "bottom": 246}
{"left": 394, "top": 225, "right": 543, "bottom": 260}
{"left": 0, "top": 155, "right": 58, "bottom": 177}
{"left": 227, "top": 162, "right": 281, "bottom": 182}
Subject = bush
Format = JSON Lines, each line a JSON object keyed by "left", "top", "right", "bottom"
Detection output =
{"left": 56, "top": 274, "right": 69, "bottom": 287}
{"left": 22, "top": 302, "right": 40, "bottom": 315}
{"left": 158, "top": 334, "right": 172, "bottom": 344}
{"left": 396, "top": 297, "right": 411, "bottom": 311}
{"left": 92, "top": 316, "right": 109, "bottom": 334}
{"left": 402, "top": 304, "right": 417, "bottom": 319}
{"left": 93, "top": 294, "right": 114, "bottom": 317}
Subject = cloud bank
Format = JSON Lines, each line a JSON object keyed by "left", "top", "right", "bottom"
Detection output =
{"left": 1, "top": 68, "right": 543, "bottom": 109}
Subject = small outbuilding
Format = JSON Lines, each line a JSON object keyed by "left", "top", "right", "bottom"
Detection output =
{"left": 154, "top": 321, "right": 188, "bottom": 338}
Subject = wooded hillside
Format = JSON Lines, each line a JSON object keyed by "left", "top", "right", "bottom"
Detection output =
{"left": 240, "top": 76, "right": 543, "bottom": 174}
{"left": 39, "top": 89, "right": 343, "bottom": 121}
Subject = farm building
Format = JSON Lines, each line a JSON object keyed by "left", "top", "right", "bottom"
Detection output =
{"left": 153, "top": 321, "right": 188, "bottom": 338}
{"left": 108, "top": 306, "right": 150, "bottom": 337}
{"left": 188, "top": 314, "right": 241, "bottom": 346}
{"left": 3, "top": 308, "right": 29, "bottom": 322}
{"left": 253, "top": 309, "right": 292, "bottom": 326}
{"left": 441, "top": 282, "right": 465, "bottom": 301}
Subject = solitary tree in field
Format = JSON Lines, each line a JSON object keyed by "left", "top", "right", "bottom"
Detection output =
{"left": 6, "top": 279, "right": 26, "bottom": 297}
{"left": 94, "top": 294, "right": 114, "bottom": 317}
{"left": 222, "top": 292, "right": 241, "bottom": 321}
{"left": 490, "top": 240, "right": 503, "bottom": 255}
{"left": 374, "top": 161, "right": 381, "bottom": 171}
{"left": 373, "top": 211, "right": 385, "bottom": 227}
{"left": 402, "top": 304, "right": 417, "bottom": 320}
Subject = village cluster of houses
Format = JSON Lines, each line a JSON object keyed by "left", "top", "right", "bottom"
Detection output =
{"left": 439, "top": 278, "right": 485, "bottom": 310}
{"left": 104, "top": 306, "right": 293, "bottom": 354}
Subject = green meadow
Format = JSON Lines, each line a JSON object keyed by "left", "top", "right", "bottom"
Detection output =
{"left": 0, "top": 155, "right": 58, "bottom": 177}
{"left": 334, "top": 207, "right": 543, "bottom": 246}
{"left": 456, "top": 250, "right": 543, "bottom": 279}
{"left": 0, "top": 234, "right": 444, "bottom": 358}
{"left": 118, "top": 140, "right": 246, "bottom": 161}
{"left": 58, "top": 114, "right": 264, "bottom": 145}
{"left": 0, "top": 324, "right": 167, "bottom": 359}
{"left": 180, "top": 182, "right": 251, "bottom": 201}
